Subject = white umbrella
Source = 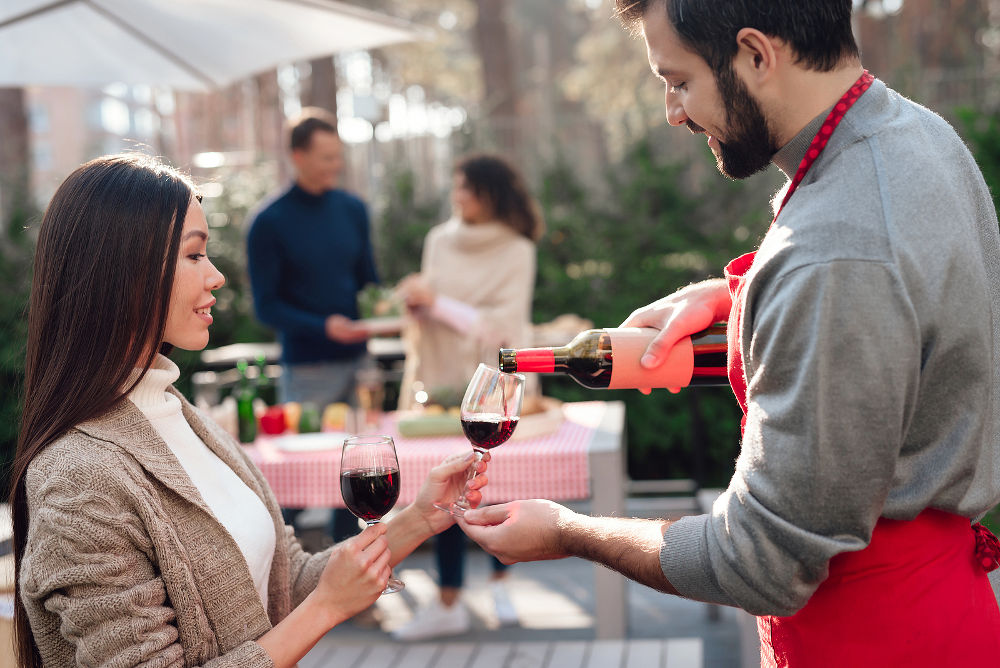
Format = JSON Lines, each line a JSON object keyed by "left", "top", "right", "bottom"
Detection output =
{"left": 0, "top": 0, "right": 427, "bottom": 91}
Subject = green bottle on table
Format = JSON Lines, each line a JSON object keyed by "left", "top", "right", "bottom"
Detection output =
{"left": 298, "top": 402, "right": 322, "bottom": 434}
{"left": 236, "top": 359, "right": 258, "bottom": 444}
{"left": 254, "top": 352, "right": 277, "bottom": 407}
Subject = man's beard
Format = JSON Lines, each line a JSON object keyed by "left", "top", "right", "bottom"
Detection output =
{"left": 695, "top": 67, "right": 779, "bottom": 180}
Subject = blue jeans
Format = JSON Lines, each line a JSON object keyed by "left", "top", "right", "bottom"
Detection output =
{"left": 279, "top": 355, "right": 368, "bottom": 542}
{"left": 436, "top": 524, "right": 507, "bottom": 588}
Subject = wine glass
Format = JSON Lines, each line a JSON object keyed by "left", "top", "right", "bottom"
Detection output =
{"left": 340, "top": 435, "right": 405, "bottom": 594}
{"left": 435, "top": 363, "right": 524, "bottom": 516}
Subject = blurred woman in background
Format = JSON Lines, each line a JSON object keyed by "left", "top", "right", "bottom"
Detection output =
{"left": 393, "top": 153, "right": 544, "bottom": 641}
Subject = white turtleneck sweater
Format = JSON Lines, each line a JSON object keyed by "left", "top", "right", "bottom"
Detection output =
{"left": 128, "top": 355, "right": 275, "bottom": 607}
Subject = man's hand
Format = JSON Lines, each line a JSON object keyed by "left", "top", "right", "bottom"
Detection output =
{"left": 412, "top": 451, "right": 490, "bottom": 535}
{"left": 464, "top": 502, "right": 680, "bottom": 594}
{"left": 460, "top": 500, "right": 574, "bottom": 564}
{"left": 325, "top": 314, "right": 369, "bottom": 343}
{"left": 620, "top": 278, "right": 731, "bottom": 393}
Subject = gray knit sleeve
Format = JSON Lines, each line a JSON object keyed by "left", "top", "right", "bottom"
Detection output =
{"left": 661, "top": 259, "right": 919, "bottom": 615}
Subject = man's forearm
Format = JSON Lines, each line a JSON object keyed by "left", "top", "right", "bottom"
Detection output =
{"left": 558, "top": 514, "right": 681, "bottom": 595}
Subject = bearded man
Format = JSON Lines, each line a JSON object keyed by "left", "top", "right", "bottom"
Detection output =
{"left": 461, "top": 2, "right": 1000, "bottom": 664}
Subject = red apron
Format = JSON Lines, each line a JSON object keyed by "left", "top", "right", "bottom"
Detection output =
{"left": 724, "top": 72, "right": 1000, "bottom": 666}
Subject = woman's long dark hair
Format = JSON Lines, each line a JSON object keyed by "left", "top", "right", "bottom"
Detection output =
{"left": 456, "top": 154, "right": 545, "bottom": 241}
{"left": 10, "top": 154, "right": 196, "bottom": 668}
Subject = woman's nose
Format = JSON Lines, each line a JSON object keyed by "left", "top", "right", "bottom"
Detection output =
{"left": 207, "top": 260, "right": 225, "bottom": 290}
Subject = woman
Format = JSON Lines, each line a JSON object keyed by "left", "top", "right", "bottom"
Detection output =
{"left": 10, "top": 154, "right": 487, "bottom": 667}
{"left": 392, "top": 154, "right": 544, "bottom": 641}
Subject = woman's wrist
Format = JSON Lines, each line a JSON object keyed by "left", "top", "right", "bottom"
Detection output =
{"left": 395, "top": 503, "right": 437, "bottom": 542}
{"left": 302, "top": 588, "right": 345, "bottom": 630}
{"left": 383, "top": 504, "right": 439, "bottom": 568}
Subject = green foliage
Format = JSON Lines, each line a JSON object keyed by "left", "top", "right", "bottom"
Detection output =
{"left": 982, "top": 505, "right": 1000, "bottom": 537}
{"left": 957, "top": 107, "right": 1000, "bottom": 225}
{"left": 0, "top": 208, "right": 37, "bottom": 496}
{"left": 372, "top": 167, "right": 444, "bottom": 284}
{"left": 956, "top": 108, "right": 1000, "bottom": 527}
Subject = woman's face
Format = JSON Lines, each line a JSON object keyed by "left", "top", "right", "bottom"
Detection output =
{"left": 163, "top": 199, "right": 225, "bottom": 351}
{"left": 452, "top": 172, "right": 490, "bottom": 224}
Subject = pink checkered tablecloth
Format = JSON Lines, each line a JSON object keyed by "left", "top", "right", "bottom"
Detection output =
{"left": 245, "top": 401, "right": 606, "bottom": 509}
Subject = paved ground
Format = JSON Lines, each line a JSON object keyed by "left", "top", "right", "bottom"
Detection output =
{"left": 297, "top": 515, "right": 743, "bottom": 668}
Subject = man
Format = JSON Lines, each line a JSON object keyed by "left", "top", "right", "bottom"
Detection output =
{"left": 461, "top": 1, "right": 1000, "bottom": 663}
{"left": 247, "top": 107, "right": 378, "bottom": 544}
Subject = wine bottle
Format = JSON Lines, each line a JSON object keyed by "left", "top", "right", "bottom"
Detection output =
{"left": 498, "top": 323, "right": 728, "bottom": 390}
{"left": 253, "top": 352, "right": 277, "bottom": 406}
{"left": 235, "top": 359, "right": 258, "bottom": 443}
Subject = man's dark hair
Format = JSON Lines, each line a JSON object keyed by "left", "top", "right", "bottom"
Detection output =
{"left": 288, "top": 106, "right": 338, "bottom": 151}
{"left": 616, "top": 0, "right": 859, "bottom": 75}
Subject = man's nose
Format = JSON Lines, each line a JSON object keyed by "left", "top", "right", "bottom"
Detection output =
{"left": 665, "top": 91, "right": 688, "bottom": 127}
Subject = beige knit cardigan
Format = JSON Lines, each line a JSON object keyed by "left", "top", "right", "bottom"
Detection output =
{"left": 20, "top": 388, "right": 330, "bottom": 667}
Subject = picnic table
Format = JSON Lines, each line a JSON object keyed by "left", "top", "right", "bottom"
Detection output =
{"left": 245, "top": 401, "right": 629, "bottom": 639}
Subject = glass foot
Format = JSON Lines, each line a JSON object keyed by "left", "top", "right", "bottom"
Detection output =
{"left": 433, "top": 501, "right": 469, "bottom": 517}
{"left": 383, "top": 574, "right": 405, "bottom": 594}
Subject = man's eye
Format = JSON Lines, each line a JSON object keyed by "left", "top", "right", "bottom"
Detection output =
{"left": 669, "top": 82, "right": 687, "bottom": 93}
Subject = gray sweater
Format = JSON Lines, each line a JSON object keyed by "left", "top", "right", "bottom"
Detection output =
{"left": 662, "top": 79, "right": 1000, "bottom": 615}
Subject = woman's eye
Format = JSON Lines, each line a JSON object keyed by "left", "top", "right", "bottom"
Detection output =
{"left": 188, "top": 253, "right": 207, "bottom": 261}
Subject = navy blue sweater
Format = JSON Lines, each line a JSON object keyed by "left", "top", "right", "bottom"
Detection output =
{"left": 246, "top": 184, "right": 378, "bottom": 364}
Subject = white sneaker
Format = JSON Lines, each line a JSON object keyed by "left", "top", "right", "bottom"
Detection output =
{"left": 491, "top": 582, "right": 518, "bottom": 626}
{"left": 391, "top": 600, "right": 471, "bottom": 641}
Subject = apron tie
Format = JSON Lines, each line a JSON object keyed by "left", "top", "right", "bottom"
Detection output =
{"left": 972, "top": 522, "right": 1000, "bottom": 572}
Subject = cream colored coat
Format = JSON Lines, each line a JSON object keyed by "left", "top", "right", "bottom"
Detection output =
{"left": 400, "top": 218, "right": 536, "bottom": 408}
{"left": 20, "top": 389, "right": 330, "bottom": 667}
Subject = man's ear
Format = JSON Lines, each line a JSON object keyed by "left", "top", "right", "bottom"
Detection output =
{"left": 733, "top": 27, "right": 779, "bottom": 86}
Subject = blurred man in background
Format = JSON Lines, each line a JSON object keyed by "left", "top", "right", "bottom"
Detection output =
{"left": 247, "top": 107, "right": 379, "bottom": 546}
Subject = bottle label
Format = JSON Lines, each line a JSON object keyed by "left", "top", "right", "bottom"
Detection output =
{"left": 606, "top": 328, "right": 694, "bottom": 389}
{"left": 513, "top": 348, "right": 556, "bottom": 373}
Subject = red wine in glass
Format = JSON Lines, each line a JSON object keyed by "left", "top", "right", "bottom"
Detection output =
{"left": 340, "top": 469, "right": 400, "bottom": 522}
{"left": 436, "top": 363, "right": 525, "bottom": 516}
{"left": 340, "top": 435, "right": 405, "bottom": 594}
{"left": 460, "top": 414, "right": 520, "bottom": 450}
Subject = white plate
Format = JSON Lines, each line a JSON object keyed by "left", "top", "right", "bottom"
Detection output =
{"left": 271, "top": 432, "right": 350, "bottom": 453}
{"left": 358, "top": 316, "right": 404, "bottom": 336}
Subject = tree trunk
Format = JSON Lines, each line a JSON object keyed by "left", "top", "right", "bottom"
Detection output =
{"left": 472, "top": 0, "right": 519, "bottom": 155}
{"left": 255, "top": 69, "right": 288, "bottom": 181}
{"left": 0, "top": 88, "right": 31, "bottom": 228}
{"left": 302, "top": 56, "right": 338, "bottom": 118}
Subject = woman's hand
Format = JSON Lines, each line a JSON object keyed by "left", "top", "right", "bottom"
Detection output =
{"left": 396, "top": 273, "right": 436, "bottom": 311}
{"left": 311, "top": 523, "right": 391, "bottom": 626}
{"left": 412, "top": 451, "right": 490, "bottom": 535}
